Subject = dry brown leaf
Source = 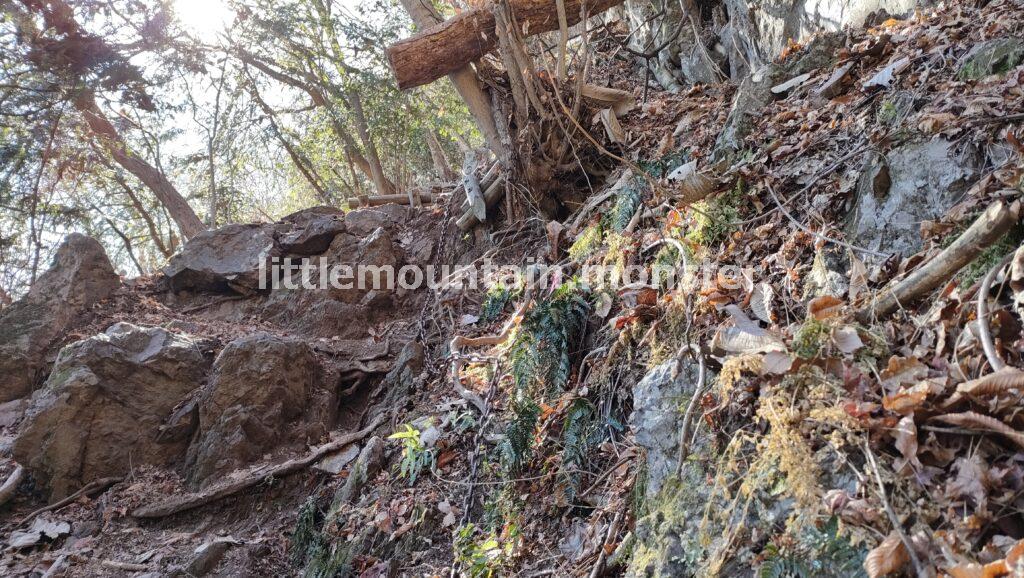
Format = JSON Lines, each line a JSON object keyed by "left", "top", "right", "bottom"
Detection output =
{"left": 893, "top": 415, "right": 922, "bottom": 473}
{"left": 957, "top": 367, "right": 1024, "bottom": 397}
{"left": 808, "top": 295, "right": 844, "bottom": 320}
{"left": 932, "top": 411, "right": 1024, "bottom": 450}
{"left": 948, "top": 560, "right": 1009, "bottom": 578}
{"left": 864, "top": 533, "right": 909, "bottom": 578}
{"left": 883, "top": 385, "right": 929, "bottom": 415}
{"left": 881, "top": 356, "right": 928, "bottom": 389}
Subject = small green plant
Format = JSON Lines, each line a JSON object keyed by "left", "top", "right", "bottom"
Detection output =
{"left": 792, "top": 318, "right": 831, "bottom": 359}
{"left": 454, "top": 524, "right": 513, "bottom": 578}
{"left": 757, "top": 517, "right": 864, "bottom": 578}
{"left": 290, "top": 497, "right": 324, "bottom": 566}
{"left": 686, "top": 182, "right": 743, "bottom": 247}
{"left": 569, "top": 223, "right": 604, "bottom": 262}
{"left": 877, "top": 100, "right": 899, "bottom": 125}
{"left": 389, "top": 423, "right": 435, "bottom": 485}
{"left": 480, "top": 282, "right": 521, "bottom": 323}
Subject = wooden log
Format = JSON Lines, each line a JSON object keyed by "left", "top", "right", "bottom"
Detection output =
{"left": 857, "top": 200, "right": 1021, "bottom": 322}
{"left": 348, "top": 193, "right": 436, "bottom": 209}
{"left": 386, "top": 0, "right": 627, "bottom": 90}
{"left": 457, "top": 176, "right": 506, "bottom": 231}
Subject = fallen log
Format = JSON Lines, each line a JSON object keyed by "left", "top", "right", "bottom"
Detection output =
{"left": 349, "top": 192, "right": 436, "bottom": 208}
{"left": 386, "top": 0, "right": 627, "bottom": 90}
{"left": 132, "top": 415, "right": 384, "bottom": 519}
{"left": 857, "top": 200, "right": 1021, "bottom": 322}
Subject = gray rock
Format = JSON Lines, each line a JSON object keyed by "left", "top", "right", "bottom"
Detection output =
{"left": 164, "top": 224, "right": 277, "bottom": 293}
{"left": 958, "top": 37, "right": 1024, "bottom": 80}
{"left": 186, "top": 333, "right": 334, "bottom": 488}
{"left": 182, "top": 537, "right": 241, "bottom": 576}
{"left": 846, "top": 138, "right": 982, "bottom": 258}
{"left": 630, "top": 360, "right": 713, "bottom": 498}
{"left": 332, "top": 436, "right": 385, "bottom": 507}
{"left": 0, "top": 234, "right": 120, "bottom": 402}
{"left": 276, "top": 207, "right": 347, "bottom": 256}
{"left": 314, "top": 444, "right": 360, "bottom": 475}
{"left": 802, "top": 246, "right": 850, "bottom": 300}
{"left": 13, "top": 323, "right": 209, "bottom": 500}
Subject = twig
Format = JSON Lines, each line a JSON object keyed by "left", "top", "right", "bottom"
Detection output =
{"left": 588, "top": 510, "right": 624, "bottom": 578}
{"left": 863, "top": 442, "right": 928, "bottom": 578}
{"left": 19, "top": 476, "right": 122, "bottom": 525}
{"left": 675, "top": 346, "right": 707, "bottom": 474}
{"left": 100, "top": 560, "right": 149, "bottom": 572}
{"left": 977, "top": 252, "right": 1014, "bottom": 372}
{"left": 41, "top": 554, "right": 68, "bottom": 578}
{"left": 766, "top": 183, "right": 889, "bottom": 259}
{"left": 132, "top": 416, "right": 384, "bottom": 518}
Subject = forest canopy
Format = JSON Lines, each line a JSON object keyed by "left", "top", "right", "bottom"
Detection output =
{"left": 0, "top": 0, "right": 478, "bottom": 296}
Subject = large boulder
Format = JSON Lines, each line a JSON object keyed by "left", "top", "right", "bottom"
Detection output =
{"left": 185, "top": 333, "right": 335, "bottom": 488}
{"left": 276, "top": 206, "right": 347, "bottom": 256}
{"left": 13, "top": 324, "right": 210, "bottom": 500}
{"left": 846, "top": 138, "right": 983, "bottom": 257}
{"left": 0, "top": 234, "right": 120, "bottom": 402}
{"left": 164, "top": 223, "right": 277, "bottom": 293}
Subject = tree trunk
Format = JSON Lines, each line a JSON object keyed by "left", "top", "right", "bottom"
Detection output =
{"left": 426, "top": 130, "right": 458, "bottom": 181}
{"left": 397, "top": 0, "right": 507, "bottom": 162}
{"left": 74, "top": 91, "right": 207, "bottom": 240}
{"left": 348, "top": 91, "right": 395, "bottom": 198}
{"left": 387, "top": 0, "right": 626, "bottom": 90}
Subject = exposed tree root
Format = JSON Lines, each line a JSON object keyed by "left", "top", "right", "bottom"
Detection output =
{"left": 132, "top": 415, "right": 385, "bottom": 519}
{"left": 19, "top": 476, "right": 122, "bottom": 526}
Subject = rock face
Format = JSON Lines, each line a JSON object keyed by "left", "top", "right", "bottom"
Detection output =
{"left": 630, "top": 360, "right": 712, "bottom": 498}
{"left": 847, "top": 138, "right": 982, "bottom": 257}
{"left": 186, "top": 333, "right": 334, "bottom": 488}
{"left": 13, "top": 324, "right": 209, "bottom": 500}
{"left": 0, "top": 234, "right": 120, "bottom": 402}
{"left": 724, "top": 0, "right": 916, "bottom": 72}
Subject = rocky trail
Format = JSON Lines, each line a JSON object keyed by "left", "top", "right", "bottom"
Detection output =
{"left": 1, "top": 0, "right": 1024, "bottom": 576}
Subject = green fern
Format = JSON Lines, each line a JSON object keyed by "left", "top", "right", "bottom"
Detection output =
{"left": 500, "top": 398, "right": 540, "bottom": 472}
{"left": 509, "top": 281, "right": 590, "bottom": 398}
{"left": 603, "top": 183, "right": 642, "bottom": 233}
{"left": 560, "top": 398, "right": 604, "bottom": 500}
{"left": 480, "top": 283, "right": 521, "bottom": 323}
{"left": 757, "top": 518, "right": 864, "bottom": 578}
{"left": 502, "top": 281, "right": 591, "bottom": 471}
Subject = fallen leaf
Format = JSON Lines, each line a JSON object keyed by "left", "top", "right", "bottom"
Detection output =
{"left": 832, "top": 326, "right": 864, "bottom": 354}
{"left": 750, "top": 283, "right": 775, "bottom": 323}
{"left": 864, "top": 533, "right": 909, "bottom": 578}
{"left": 808, "top": 295, "right": 844, "bottom": 320}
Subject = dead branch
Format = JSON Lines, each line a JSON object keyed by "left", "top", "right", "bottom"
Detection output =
{"left": 132, "top": 416, "right": 384, "bottom": 519}
{"left": 348, "top": 192, "right": 436, "bottom": 209}
{"left": 675, "top": 347, "right": 707, "bottom": 472}
{"left": 863, "top": 441, "right": 929, "bottom": 578}
{"left": 449, "top": 300, "right": 532, "bottom": 413}
{"left": 588, "top": 510, "right": 624, "bottom": 578}
{"left": 457, "top": 175, "right": 507, "bottom": 231}
{"left": 0, "top": 464, "right": 24, "bottom": 508}
{"left": 19, "top": 476, "right": 122, "bottom": 526}
{"left": 858, "top": 200, "right": 1021, "bottom": 323}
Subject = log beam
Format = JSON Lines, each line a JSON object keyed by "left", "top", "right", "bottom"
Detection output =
{"left": 386, "top": 0, "right": 626, "bottom": 90}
